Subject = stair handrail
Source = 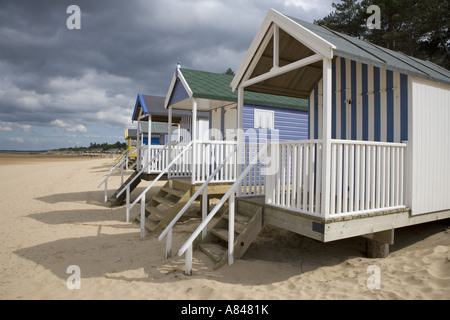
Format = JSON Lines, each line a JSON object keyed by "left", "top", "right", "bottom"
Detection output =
{"left": 97, "top": 147, "right": 137, "bottom": 202}
{"left": 127, "top": 141, "right": 194, "bottom": 228}
{"left": 115, "top": 142, "right": 176, "bottom": 199}
{"left": 98, "top": 147, "right": 135, "bottom": 188}
{"left": 177, "top": 143, "right": 268, "bottom": 275}
{"left": 113, "top": 146, "right": 135, "bottom": 165}
{"left": 158, "top": 143, "right": 238, "bottom": 257}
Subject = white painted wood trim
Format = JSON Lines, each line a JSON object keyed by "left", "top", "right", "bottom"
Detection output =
{"left": 241, "top": 53, "right": 323, "bottom": 88}
{"left": 321, "top": 58, "right": 333, "bottom": 218}
{"left": 231, "top": 9, "right": 335, "bottom": 91}
{"left": 178, "top": 67, "right": 194, "bottom": 98}
{"left": 164, "top": 73, "right": 177, "bottom": 108}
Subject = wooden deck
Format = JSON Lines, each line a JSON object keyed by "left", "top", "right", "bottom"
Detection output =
{"left": 236, "top": 196, "right": 450, "bottom": 243}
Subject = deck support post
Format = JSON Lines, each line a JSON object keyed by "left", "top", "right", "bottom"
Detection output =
{"left": 363, "top": 229, "right": 393, "bottom": 258}
{"left": 148, "top": 114, "right": 152, "bottom": 174}
{"left": 192, "top": 99, "right": 198, "bottom": 185}
{"left": 228, "top": 192, "right": 235, "bottom": 265}
{"left": 236, "top": 87, "right": 244, "bottom": 196}
{"left": 137, "top": 112, "right": 141, "bottom": 170}
{"left": 321, "top": 57, "right": 333, "bottom": 219}
{"left": 168, "top": 106, "right": 172, "bottom": 170}
{"left": 366, "top": 238, "right": 390, "bottom": 258}
{"left": 140, "top": 193, "right": 146, "bottom": 238}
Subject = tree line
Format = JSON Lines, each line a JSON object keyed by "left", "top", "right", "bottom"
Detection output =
{"left": 315, "top": 0, "right": 449, "bottom": 70}
{"left": 57, "top": 141, "right": 127, "bottom": 152}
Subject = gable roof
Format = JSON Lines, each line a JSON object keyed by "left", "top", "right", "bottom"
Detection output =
{"left": 131, "top": 94, "right": 205, "bottom": 122}
{"left": 232, "top": 9, "right": 450, "bottom": 96}
{"left": 167, "top": 67, "right": 308, "bottom": 111}
{"left": 287, "top": 16, "right": 450, "bottom": 87}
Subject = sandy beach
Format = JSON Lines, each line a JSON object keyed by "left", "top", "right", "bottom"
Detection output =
{"left": 0, "top": 153, "right": 449, "bottom": 300}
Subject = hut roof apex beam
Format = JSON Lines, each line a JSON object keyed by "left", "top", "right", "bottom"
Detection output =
{"left": 241, "top": 53, "right": 323, "bottom": 88}
{"left": 273, "top": 25, "right": 279, "bottom": 69}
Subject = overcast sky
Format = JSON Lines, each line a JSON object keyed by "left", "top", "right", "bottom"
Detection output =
{"left": 0, "top": 0, "right": 335, "bottom": 150}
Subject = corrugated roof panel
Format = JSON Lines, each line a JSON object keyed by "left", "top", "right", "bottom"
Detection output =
{"left": 287, "top": 15, "right": 450, "bottom": 86}
{"left": 179, "top": 68, "right": 309, "bottom": 111}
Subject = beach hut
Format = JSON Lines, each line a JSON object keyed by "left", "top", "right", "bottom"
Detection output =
{"left": 102, "top": 94, "right": 209, "bottom": 206}
{"left": 121, "top": 66, "right": 309, "bottom": 253}
{"left": 159, "top": 9, "right": 450, "bottom": 274}
{"left": 130, "top": 93, "right": 209, "bottom": 172}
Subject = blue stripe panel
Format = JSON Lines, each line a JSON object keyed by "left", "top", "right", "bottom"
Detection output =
{"left": 243, "top": 104, "right": 309, "bottom": 142}
{"left": 332, "top": 60, "right": 337, "bottom": 139}
{"left": 373, "top": 66, "right": 381, "bottom": 141}
{"left": 340, "top": 57, "right": 346, "bottom": 139}
{"left": 386, "top": 70, "right": 394, "bottom": 142}
{"left": 314, "top": 85, "right": 319, "bottom": 139}
{"left": 400, "top": 73, "right": 408, "bottom": 141}
{"left": 362, "top": 63, "right": 368, "bottom": 141}
{"left": 168, "top": 78, "right": 190, "bottom": 106}
{"left": 351, "top": 60, "right": 357, "bottom": 140}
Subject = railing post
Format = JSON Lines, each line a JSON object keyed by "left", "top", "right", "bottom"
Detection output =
{"left": 120, "top": 163, "right": 124, "bottom": 185}
{"left": 191, "top": 98, "right": 197, "bottom": 185}
{"left": 321, "top": 58, "right": 333, "bottom": 219}
{"left": 126, "top": 186, "right": 130, "bottom": 223}
{"left": 202, "top": 187, "right": 207, "bottom": 239}
{"left": 104, "top": 180, "right": 108, "bottom": 203}
{"left": 165, "top": 228, "right": 172, "bottom": 259}
{"left": 265, "top": 141, "right": 274, "bottom": 204}
{"left": 192, "top": 141, "right": 196, "bottom": 185}
{"left": 228, "top": 192, "right": 235, "bottom": 265}
{"left": 140, "top": 193, "right": 146, "bottom": 238}
{"left": 185, "top": 244, "right": 192, "bottom": 276}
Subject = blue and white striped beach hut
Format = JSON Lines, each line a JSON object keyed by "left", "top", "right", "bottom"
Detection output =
{"left": 228, "top": 9, "right": 450, "bottom": 252}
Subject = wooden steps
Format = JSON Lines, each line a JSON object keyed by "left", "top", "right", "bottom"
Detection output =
{"left": 196, "top": 199, "right": 263, "bottom": 269}
{"left": 135, "top": 180, "right": 192, "bottom": 235}
{"left": 108, "top": 170, "right": 141, "bottom": 207}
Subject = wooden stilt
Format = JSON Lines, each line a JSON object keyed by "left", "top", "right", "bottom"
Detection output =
{"left": 366, "top": 238, "right": 389, "bottom": 258}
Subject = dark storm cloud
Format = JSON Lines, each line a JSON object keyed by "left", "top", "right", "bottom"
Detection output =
{"left": 0, "top": 0, "right": 334, "bottom": 149}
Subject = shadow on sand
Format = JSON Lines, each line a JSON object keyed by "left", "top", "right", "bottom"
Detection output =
{"left": 18, "top": 181, "right": 450, "bottom": 286}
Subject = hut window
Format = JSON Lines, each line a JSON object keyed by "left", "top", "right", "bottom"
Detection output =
{"left": 254, "top": 109, "right": 274, "bottom": 130}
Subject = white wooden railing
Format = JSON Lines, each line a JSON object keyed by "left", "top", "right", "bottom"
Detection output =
{"left": 168, "top": 142, "right": 193, "bottom": 179}
{"left": 265, "top": 140, "right": 323, "bottom": 216}
{"left": 97, "top": 147, "right": 137, "bottom": 202}
{"left": 176, "top": 144, "right": 268, "bottom": 275}
{"left": 169, "top": 140, "right": 238, "bottom": 184}
{"left": 239, "top": 144, "right": 267, "bottom": 197}
{"left": 265, "top": 139, "right": 407, "bottom": 218}
{"left": 329, "top": 140, "right": 406, "bottom": 217}
{"left": 158, "top": 144, "right": 238, "bottom": 260}
{"left": 129, "top": 141, "right": 194, "bottom": 236}
{"left": 193, "top": 141, "right": 237, "bottom": 184}
{"left": 116, "top": 142, "right": 173, "bottom": 222}
{"left": 142, "top": 145, "right": 167, "bottom": 173}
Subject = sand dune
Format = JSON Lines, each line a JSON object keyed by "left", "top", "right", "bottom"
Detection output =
{"left": 0, "top": 155, "right": 448, "bottom": 300}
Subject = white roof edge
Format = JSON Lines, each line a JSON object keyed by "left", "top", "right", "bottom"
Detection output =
{"left": 164, "top": 73, "right": 177, "bottom": 109}
{"left": 164, "top": 65, "right": 194, "bottom": 109}
{"left": 177, "top": 67, "right": 194, "bottom": 98}
{"left": 231, "top": 9, "right": 336, "bottom": 91}
{"left": 273, "top": 9, "right": 336, "bottom": 52}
